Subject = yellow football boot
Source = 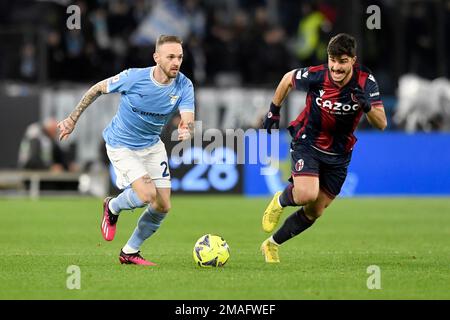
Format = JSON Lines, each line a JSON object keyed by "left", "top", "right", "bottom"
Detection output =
{"left": 262, "top": 191, "right": 284, "bottom": 232}
{"left": 260, "top": 239, "right": 280, "bottom": 263}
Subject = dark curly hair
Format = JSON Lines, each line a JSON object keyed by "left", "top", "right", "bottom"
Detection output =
{"left": 327, "top": 33, "right": 357, "bottom": 57}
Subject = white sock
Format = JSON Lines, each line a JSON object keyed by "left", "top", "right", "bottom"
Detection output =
{"left": 122, "top": 244, "right": 138, "bottom": 254}
{"left": 268, "top": 236, "right": 280, "bottom": 246}
{"left": 277, "top": 195, "right": 282, "bottom": 208}
{"left": 108, "top": 200, "right": 119, "bottom": 215}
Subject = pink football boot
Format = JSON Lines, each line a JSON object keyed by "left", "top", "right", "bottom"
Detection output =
{"left": 101, "top": 197, "right": 118, "bottom": 241}
{"left": 119, "top": 250, "right": 157, "bottom": 266}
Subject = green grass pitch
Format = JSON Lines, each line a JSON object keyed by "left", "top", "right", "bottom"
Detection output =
{"left": 0, "top": 196, "right": 449, "bottom": 299}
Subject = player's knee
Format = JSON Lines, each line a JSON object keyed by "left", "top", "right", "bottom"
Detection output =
{"left": 136, "top": 188, "right": 156, "bottom": 204}
{"left": 292, "top": 189, "right": 318, "bottom": 205}
{"left": 154, "top": 201, "right": 171, "bottom": 213}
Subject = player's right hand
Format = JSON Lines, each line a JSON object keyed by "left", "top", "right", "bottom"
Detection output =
{"left": 177, "top": 127, "right": 191, "bottom": 141}
{"left": 262, "top": 103, "right": 281, "bottom": 134}
{"left": 57, "top": 117, "right": 75, "bottom": 141}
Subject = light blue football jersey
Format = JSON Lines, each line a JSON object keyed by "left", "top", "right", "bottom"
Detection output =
{"left": 102, "top": 67, "right": 195, "bottom": 149}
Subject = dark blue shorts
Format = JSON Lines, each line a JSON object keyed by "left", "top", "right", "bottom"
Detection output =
{"left": 289, "top": 141, "right": 352, "bottom": 198}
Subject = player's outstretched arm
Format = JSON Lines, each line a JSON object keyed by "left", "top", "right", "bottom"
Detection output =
{"left": 57, "top": 79, "right": 108, "bottom": 141}
{"left": 272, "top": 70, "right": 295, "bottom": 106}
{"left": 262, "top": 70, "right": 295, "bottom": 133}
{"left": 366, "top": 106, "right": 387, "bottom": 130}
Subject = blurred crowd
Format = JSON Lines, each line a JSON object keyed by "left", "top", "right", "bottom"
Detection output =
{"left": 0, "top": 0, "right": 448, "bottom": 95}
{"left": 18, "top": 118, "right": 78, "bottom": 172}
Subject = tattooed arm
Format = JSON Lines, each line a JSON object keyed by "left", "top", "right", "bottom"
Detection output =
{"left": 57, "top": 80, "right": 108, "bottom": 141}
{"left": 178, "top": 111, "right": 195, "bottom": 140}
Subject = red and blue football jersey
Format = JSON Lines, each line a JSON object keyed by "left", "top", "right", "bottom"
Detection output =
{"left": 289, "top": 64, "right": 383, "bottom": 154}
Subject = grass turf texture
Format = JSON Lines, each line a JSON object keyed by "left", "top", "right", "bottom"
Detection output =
{"left": 0, "top": 196, "right": 449, "bottom": 299}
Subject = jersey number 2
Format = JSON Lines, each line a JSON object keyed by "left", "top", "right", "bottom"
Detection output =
{"left": 160, "top": 161, "right": 170, "bottom": 177}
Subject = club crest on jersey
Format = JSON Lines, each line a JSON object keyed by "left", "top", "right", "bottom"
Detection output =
{"left": 351, "top": 93, "right": 358, "bottom": 103}
{"left": 295, "top": 159, "right": 304, "bottom": 172}
{"left": 169, "top": 94, "right": 179, "bottom": 105}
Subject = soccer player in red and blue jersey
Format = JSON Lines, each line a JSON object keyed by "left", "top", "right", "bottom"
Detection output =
{"left": 260, "top": 33, "right": 387, "bottom": 263}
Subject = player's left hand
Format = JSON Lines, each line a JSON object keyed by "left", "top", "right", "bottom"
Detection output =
{"left": 352, "top": 86, "right": 371, "bottom": 113}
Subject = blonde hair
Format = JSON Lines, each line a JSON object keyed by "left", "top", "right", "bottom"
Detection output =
{"left": 156, "top": 35, "right": 183, "bottom": 50}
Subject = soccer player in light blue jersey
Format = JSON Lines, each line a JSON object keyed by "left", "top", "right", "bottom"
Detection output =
{"left": 57, "top": 35, "right": 195, "bottom": 266}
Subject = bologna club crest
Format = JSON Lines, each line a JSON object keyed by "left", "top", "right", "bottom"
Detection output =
{"left": 295, "top": 159, "right": 304, "bottom": 172}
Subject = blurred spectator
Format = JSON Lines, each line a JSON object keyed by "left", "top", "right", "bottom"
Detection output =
{"left": 46, "top": 29, "right": 66, "bottom": 80}
{"left": 293, "top": 2, "right": 333, "bottom": 66}
{"left": 18, "top": 118, "right": 78, "bottom": 172}
{"left": 185, "top": 0, "right": 207, "bottom": 39}
{"left": 131, "top": 0, "right": 189, "bottom": 46}
{"left": 20, "top": 42, "right": 37, "bottom": 81}
{"left": 404, "top": 1, "right": 437, "bottom": 79}
{"left": 242, "top": 6, "right": 291, "bottom": 84}
{"left": 205, "top": 6, "right": 242, "bottom": 86}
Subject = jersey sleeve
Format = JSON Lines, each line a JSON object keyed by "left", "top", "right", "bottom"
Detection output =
{"left": 178, "top": 79, "right": 195, "bottom": 113}
{"left": 291, "top": 67, "right": 311, "bottom": 91}
{"left": 106, "top": 69, "right": 135, "bottom": 94}
{"left": 364, "top": 74, "right": 383, "bottom": 108}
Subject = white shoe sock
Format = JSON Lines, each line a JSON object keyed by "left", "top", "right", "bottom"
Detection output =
{"left": 268, "top": 236, "right": 280, "bottom": 246}
{"left": 122, "top": 244, "right": 138, "bottom": 254}
{"left": 108, "top": 200, "right": 119, "bottom": 215}
{"left": 277, "top": 195, "right": 283, "bottom": 208}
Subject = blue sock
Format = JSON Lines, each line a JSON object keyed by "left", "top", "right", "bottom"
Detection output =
{"left": 109, "top": 188, "right": 145, "bottom": 214}
{"left": 125, "top": 206, "right": 167, "bottom": 252}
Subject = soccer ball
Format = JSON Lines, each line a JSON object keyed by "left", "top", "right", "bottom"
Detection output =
{"left": 193, "top": 234, "right": 230, "bottom": 267}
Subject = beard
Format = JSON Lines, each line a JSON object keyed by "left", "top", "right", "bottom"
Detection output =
{"left": 161, "top": 65, "right": 178, "bottom": 79}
